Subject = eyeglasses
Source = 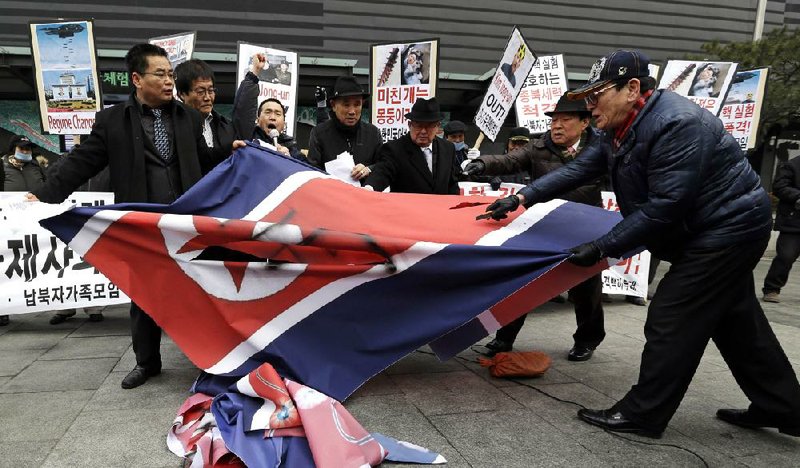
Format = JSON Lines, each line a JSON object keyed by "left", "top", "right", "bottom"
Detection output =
{"left": 141, "top": 71, "right": 175, "bottom": 81}
{"left": 584, "top": 82, "right": 618, "bottom": 106}
{"left": 192, "top": 87, "right": 216, "bottom": 96}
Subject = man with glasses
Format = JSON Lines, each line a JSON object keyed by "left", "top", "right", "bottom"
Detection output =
{"left": 175, "top": 59, "right": 234, "bottom": 151}
{"left": 364, "top": 97, "right": 458, "bottom": 195}
{"left": 480, "top": 49, "right": 800, "bottom": 439}
{"left": 28, "top": 43, "right": 243, "bottom": 390}
{"left": 464, "top": 95, "right": 605, "bottom": 362}
{"left": 232, "top": 53, "right": 301, "bottom": 159}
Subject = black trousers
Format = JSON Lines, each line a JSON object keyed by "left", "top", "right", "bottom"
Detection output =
{"left": 496, "top": 273, "right": 605, "bottom": 348}
{"left": 130, "top": 301, "right": 162, "bottom": 370}
{"left": 763, "top": 232, "right": 800, "bottom": 294}
{"left": 617, "top": 234, "right": 800, "bottom": 432}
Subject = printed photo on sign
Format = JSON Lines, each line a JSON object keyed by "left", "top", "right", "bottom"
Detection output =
{"left": 236, "top": 43, "right": 300, "bottom": 137}
{"left": 29, "top": 20, "right": 102, "bottom": 135}
{"left": 371, "top": 39, "right": 439, "bottom": 142}
{"left": 658, "top": 60, "right": 738, "bottom": 116}
{"left": 719, "top": 68, "right": 768, "bottom": 150}
{"left": 149, "top": 31, "right": 196, "bottom": 69}
{"left": 474, "top": 27, "right": 536, "bottom": 141}
{"left": 514, "top": 54, "right": 567, "bottom": 135}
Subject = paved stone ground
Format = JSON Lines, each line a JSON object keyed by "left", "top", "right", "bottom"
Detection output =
{"left": 1, "top": 243, "right": 799, "bottom": 467}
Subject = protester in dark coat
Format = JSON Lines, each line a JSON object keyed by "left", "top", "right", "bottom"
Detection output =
{"left": 483, "top": 50, "right": 800, "bottom": 439}
{"left": 307, "top": 76, "right": 383, "bottom": 184}
{"left": 365, "top": 98, "right": 458, "bottom": 195}
{"left": 29, "top": 43, "right": 240, "bottom": 389}
{"left": 175, "top": 59, "right": 235, "bottom": 152}
{"left": 763, "top": 156, "right": 800, "bottom": 302}
{"left": 0, "top": 135, "right": 47, "bottom": 327}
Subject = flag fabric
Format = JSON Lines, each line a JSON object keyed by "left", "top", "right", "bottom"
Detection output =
{"left": 171, "top": 364, "right": 445, "bottom": 467}
{"left": 41, "top": 143, "right": 626, "bottom": 401}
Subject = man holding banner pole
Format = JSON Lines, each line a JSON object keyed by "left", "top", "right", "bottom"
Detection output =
{"left": 465, "top": 95, "right": 605, "bottom": 362}
{"left": 480, "top": 49, "right": 800, "bottom": 438}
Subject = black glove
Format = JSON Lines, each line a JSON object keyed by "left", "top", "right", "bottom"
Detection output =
{"left": 567, "top": 241, "right": 603, "bottom": 267}
{"left": 463, "top": 160, "right": 485, "bottom": 176}
{"left": 483, "top": 195, "right": 520, "bottom": 220}
{"left": 315, "top": 86, "right": 327, "bottom": 107}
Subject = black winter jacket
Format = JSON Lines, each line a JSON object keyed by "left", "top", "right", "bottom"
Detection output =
{"left": 519, "top": 90, "right": 771, "bottom": 261}
{"left": 773, "top": 156, "right": 800, "bottom": 233}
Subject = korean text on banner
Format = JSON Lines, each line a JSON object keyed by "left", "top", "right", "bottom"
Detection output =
{"left": 719, "top": 68, "right": 769, "bottom": 151}
{"left": 514, "top": 54, "right": 567, "bottom": 135}
{"left": 0, "top": 192, "right": 130, "bottom": 314}
{"left": 600, "top": 191, "right": 650, "bottom": 298}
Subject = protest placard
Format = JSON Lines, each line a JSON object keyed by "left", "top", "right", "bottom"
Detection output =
{"left": 601, "top": 191, "right": 650, "bottom": 298}
{"left": 371, "top": 39, "right": 439, "bottom": 142}
{"left": 719, "top": 68, "right": 769, "bottom": 151}
{"left": 236, "top": 42, "right": 300, "bottom": 137}
{"left": 29, "top": 19, "right": 102, "bottom": 135}
{"left": 474, "top": 27, "right": 537, "bottom": 142}
{"left": 514, "top": 54, "right": 567, "bottom": 135}
{"left": 658, "top": 60, "right": 738, "bottom": 116}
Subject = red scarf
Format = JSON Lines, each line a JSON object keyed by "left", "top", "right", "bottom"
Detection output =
{"left": 613, "top": 89, "right": 654, "bottom": 150}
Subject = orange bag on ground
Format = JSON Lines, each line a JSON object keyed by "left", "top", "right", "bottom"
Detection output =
{"left": 478, "top": 351, "right": 551, "bottom": 378}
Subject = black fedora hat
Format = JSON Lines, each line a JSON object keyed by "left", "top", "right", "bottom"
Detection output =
{"left": 331, "top": 75, "right": 369, "bottom": 99}
{"left": 404, "top": 97, "right": 443, "bottom": 122}
{"left": 544, "top": 94, "right": 591, "bottom": 117}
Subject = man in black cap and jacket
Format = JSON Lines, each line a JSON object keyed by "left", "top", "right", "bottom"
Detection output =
{"left": 464, "top": 94, "right": 605, "bottom": 361}
{"left": 365, "top": 97, "right": 458, "bottom": 195}
{"left": 480, "top": 49, "right": 800, "bottom": 439}
{"left": 307, "top": 76, "right": 383, "bottom": 184}
{"left": 763, "top": 156, "right": 800, "bottom": 303}
{"left": 443, "top": 120, "right": 469, "bottom": 166}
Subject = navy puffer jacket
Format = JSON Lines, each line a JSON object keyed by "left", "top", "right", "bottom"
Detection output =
{"left": 518, "top": 90, "right": 771, "bottom": 261}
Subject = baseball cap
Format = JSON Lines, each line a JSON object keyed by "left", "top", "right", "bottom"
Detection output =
{"left": 568, "top": 50, "right": 651, "bottom": 100}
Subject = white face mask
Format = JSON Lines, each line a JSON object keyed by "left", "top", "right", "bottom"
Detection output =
{"left": 14, "top": 150, "right": 32, "bottom": 162}
{"left": 453, "top": 141, "right": 467, "bottom": 152}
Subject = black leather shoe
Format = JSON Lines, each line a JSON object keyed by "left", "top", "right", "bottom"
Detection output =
{"left": 568, "top": 345, "right": 594, "bottom": 362}
{"left": 121, "top": 365, "right": 161, "bottom": 389}
{"left": 716, "top": 409, "right": 800, "bottom": 436}
{"left": 578, "top": 408, "right": 662, "bottom": 438}
{"left": 482, "top": 338, "right": 513, "bottom": 356}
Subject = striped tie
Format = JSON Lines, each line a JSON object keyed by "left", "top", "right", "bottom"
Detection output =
{"left": 151, "top": 108, "right": 172, "bottom": 161}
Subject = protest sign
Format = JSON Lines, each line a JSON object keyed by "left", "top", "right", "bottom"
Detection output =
{"left": 474, "top": 27, "right": 537, "bottom": 142}
{"left": 28, "top": 19, "right": 102, "bottom": 135}
{"left": 236, "top": 42, "right": 300, "bottom": 137}
{"left": 658, "top": 60, "right": 738, "bottom": 116}
{"left": 149, "top": 31, "right": 196, "bottom": 69}
{"left": 514, "top": 54, "right": 567, "bottom": 135}
{"left": 371, "top": 39, "right": 439, "bottom": 142}
{"left": 601, "top": 191, "right": 650, "bottom": 298}
{"left": 0, "top": 192, "right": 129, "bottom": 314}
{"left": 719, "top": 68, "right": 769, "bottom": 151}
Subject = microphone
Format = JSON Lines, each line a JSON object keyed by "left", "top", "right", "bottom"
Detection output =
{"left": 267, "top": 126, "right": 280, "bottom": 148}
